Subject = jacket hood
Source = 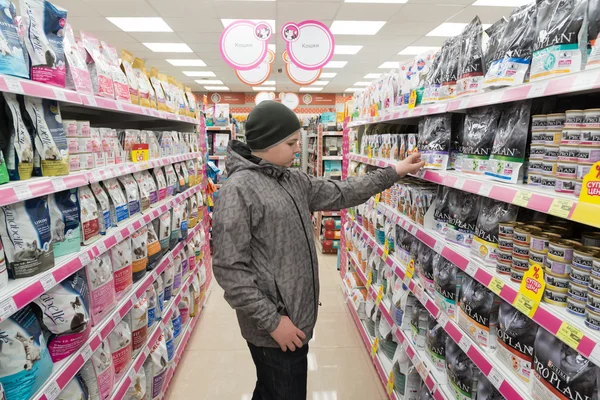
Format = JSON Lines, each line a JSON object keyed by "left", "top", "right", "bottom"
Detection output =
{"left": 226, "top": 140, "right": 290, "bottom": 180}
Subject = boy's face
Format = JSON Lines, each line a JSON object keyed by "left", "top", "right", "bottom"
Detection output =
{"left": 258, "top": 130, "right": 301, "bottom": 167}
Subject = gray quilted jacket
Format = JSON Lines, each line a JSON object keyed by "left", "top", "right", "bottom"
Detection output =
{"left": 213, "top": 141, "right": 399, "bottom": 347}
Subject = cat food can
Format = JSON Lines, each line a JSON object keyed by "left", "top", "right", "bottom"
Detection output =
{"left": 580, "top": 129, "right": 600, "bottom": 146}
{"left": 513, "top": 226, "right": 540, "bottom": 246}
{"left": 589, "top": 274, "right": 600, "bottom": 293}
{"left": 584, "top": 108, "right": 600, "bottom": 128}
{"left": 499, "top": 222, "right": 521, "bottom": 238}
{"left": 528, "top": 159, "right": 543, "bottom": 173}
{"left": 77, "top": 138, "right": 93, "bottom": 153}
{"left": 567, "top": 296, "right": 586, "bottom": 317}
{"left": 532, "top": 114, "right": 547, "bottom": 131}
{"left": 545, "top": 270, "right": 569, "bottom": 289}
{"left": 556, "top": 162, "right": 577, "bottom": 178}
{"left": 63, "top": 119, "right": 77, "bottom": 136}
{"left": 577, "top": 146, "right": 600, "bottom": 164}
{"left": 530, "top": 233, "right": 551, "bottom": 253}
{"left": 512, "top": 242, "right": 530, "bottom": 259}
{"left": 543, "top": 145, "right": 559, "bottom": 160}
{"left": 529, "top": 250, "right": 546, "bottom": 265}
{"left": 498, "top": 237, "right": 513, "bottom": 252}
{"left": 497, "top": 249, "right": 513, "bottom": 263}
{"left": 565, "top": 110, "right": 584, "bottom": 127}
{"left": 70, "top": 155, "right": 81, "bottom": 172}
{"left": 592, "top": 254, "right": 600, "bottom": 275}
{"left": 585, "top": 308, "right": 600, "bottom": 330}
{"left": 530, "top": 144, "right": 545, "bottom": 159}
{"left": 588, "top": 292, "right": 600, "bottom": 313}
{"left": 548, "top": 239, "right": 578, "bottom": 262}
{"left": 512, "top": 257, "right": 529, "bottom": 270}
{"left": 531, "top": 131, "right": 545, "bottom": 144}
{"left": 496, "top": 259, "right": 511, "bottom": 275}
{"left": 542, "top": 161, "right": 557, "bottom": 176}
{"left": 577, "top": 164, "right": 592, "bottom": 180}
{"left": 510, "top": 267, "right": 526, "bottom": 283}
{"left": 77, "top": 120, "right": 90, "bottom": 137}
{"left": 570, "top": 265, "right": 591, "bottom": 285}
{"left": 541, "top": 175, "right": 557, "bottom": 188}
{"left": 583, "top": 232, "right": 600, "bottom": 247}
{"left": 528, "top": 174, "right": 543, "bottom": 186}
{"left": 555, "top": 177, "right": 576, "bottom": 193}
{"left": 79, "top": 153, "right": 94, "bottom": 170}
{"left": 67, "top": 137, "right": 79, "bottom": 154}
{"left": 558, "top": 145, "right": 579, "bottom": 162}
{"left": 547, "top": 113, "right": 566, "bottom": 129}
{"left": 544, "top": 131, "right": 562, "bottom": 146}
{"left": 545, "top": 257, "right": 571, "bottom": 276}
{"left": 575, "top": 180, "right": 583, "bottom": 197}
{"left": 561, "top": 128, "right": 582, "bottom": 144}
{"left": 573, "top": 246, "right": 600, "bottom": 269}
{"left": 543, "top": 287, "right": 568, "bottom": 306}
{"left": 568, "top": 280, "right": 588, "bottom": 300}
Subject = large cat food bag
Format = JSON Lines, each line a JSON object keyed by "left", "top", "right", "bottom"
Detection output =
{"left": 446, "top": 337, "right": 479, "bottom": 400}
{"left": 143, "top": 333, "right": 168, "bottom": 400}
{"left": 472, "top": 198, "right": 519, "bottom": 266}
{"left": 0, "top": 0, "right": 29, "bottom": 79}
{"left": 120, "top": 50, "right": 139, "bottom": 104}
{"left": 80, "top": 31, "right": 113, "bottom": 99}
{"left": 433, "top": 254, "right": 461, "bottom": 319}
{"left": 3, "top": 93, "right": 33, "bottom": 181}
{"left": 128, "top": 296, "right": 147, "bottom": 357}
{"left": 78, "top": 185, "right": 100, "bottom": 245}
{"left": 110, "top": 238, "right": 133, "bottom": 300}
{"left": 458, "top": 275, "right": 500, "bottom": 350}
{"left": 446, "top": 189, "right": 481, "bottom": 247}
{"left": 131, "top": 225, "right": 148, "bottom": 282}
{"left": 63, "top": 24, "right": 93, "bottom": 95}
{"left": 80, "top": 341, "right": 115, "bottom": 400}
{"left": 100, "top": 41, "right": 129, "bottom": 102}
{"left": 84, "top": 252, "right": 115, "bottom": 325}
{"left": 108, "top": 320, "right": 132, "bottom": 375}
{"left": 49, "top": 188, "right": 81, "bottom": 258}
{"left": 460, "top": 106, "right": 501, "bottom": 176}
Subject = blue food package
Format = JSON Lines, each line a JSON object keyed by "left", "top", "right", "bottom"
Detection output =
{"left": 0, "top": 0, "right": 29, "bottom": 78}
{"left": 49, "top": 188, "right": 81, "bottom": 258}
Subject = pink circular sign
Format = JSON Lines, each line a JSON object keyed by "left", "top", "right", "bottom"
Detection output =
{"left": 220, "top": 20, "right": 269, "bottom": 71}
{"left": 281, "top": 20, "right": 335, "bottom": 71}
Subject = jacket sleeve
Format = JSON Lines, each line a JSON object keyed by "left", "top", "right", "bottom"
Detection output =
{"left": 305, "top": 166, "right": 399, "bottom": 212}
{"left": 212, "top": 184, "right": 281, "bottom": 334}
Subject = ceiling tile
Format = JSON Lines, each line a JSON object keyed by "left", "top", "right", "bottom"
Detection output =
{"left": 276, "top": 2, "right": 340, "bottom": 21}
{"left": 172, "top": 20, "right": 224, "bottom": 35}
{"left": 146, "top": 0, "right": 217, "bottom": 18}
{"left": 390, "top": 4, "right": 466, "bottom": 22}
{"left": 447, "top": 6, "right": 510, "bottom": 24}
{"left": 335, "top": 3, "right": 405, "bottom": 20}
{"left": 214, "top": 2, "right": 277, "bottom": 19}
{"left": 125, "top": 32, "right": 183, "bottom": 42}
{"left": 85, "top": 1, "right": 159, "bottom": 17}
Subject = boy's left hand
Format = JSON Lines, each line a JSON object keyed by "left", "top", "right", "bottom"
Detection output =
{"left": 396, "top": 153, "right": 425, "bottom": 177}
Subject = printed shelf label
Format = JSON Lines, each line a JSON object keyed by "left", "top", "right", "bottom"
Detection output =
{"left": 513, "top": 191, "right": 532, "bottom": 207}
{"left": 371, "top": 337, "right": 379, "bottom": 359}
{"left": 40, "top": 274, "right": 57, "bottom": 291}
{"left": 43, "top": 381, "right": 61, "bottom": 400}
{"left": 386, "top": 371, "right": 394, "bottom": 396}
{"left": 13, "top": 185, "right": 33, "bottom": 201}
{"left": 0, "top": 297, "right": 17, "bottom": 322}
{"left": 548, "top": 198, "right": 574, "bottom": 218}
{"left": 556, "top": 322, "right": 584, "bottom": 351}
{"left": 488, "top": 277, "right": 504, "bottom": 296}
{"left": 375, "top": 286, "right": 384, "bottom": 307}
{"left": 513, "top": 264, "right": 544, "bottom": 317}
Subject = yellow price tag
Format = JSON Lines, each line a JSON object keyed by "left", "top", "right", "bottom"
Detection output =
{"left": 376, "top": 286, "right": 384, "bottom": 307}
{"left": 513, "top": 190, "right": 532, "bottom": 207}
{"left": 556, "top": 322, "right": 584, "bottom": 350}
{"left": 488, "top": 277, "right": 504, "bottom": 296}
{"left": 386, "top": 371, "right": 394, "bottom": 395}
{"left": 374, "top": 193, "right": 381, "bottom": 204}
{"left": 368, "top": 147, "right": 373, "bottom": 159}
{"left": 513, "top": 264, "right": 545, "bottom": 317}
{"left": 371, "top": 337, "right": 379, "bottom": 359}
{"left": 408, "top": 90, "right": 417, "bottom": 109}
{"left": 366, "top": 271, "right": 373, "bottom": 290}
{"left": 382, "top": 239, "right": 389, "bottom": 262}
{"left": 406, "top": 259, "right": 415, "bottom": 280}
{"left": 548, "top": 198, "right": 574, "bottom": 219}
{"left": 579, "top": 161, "right": 600, "bottom": 206}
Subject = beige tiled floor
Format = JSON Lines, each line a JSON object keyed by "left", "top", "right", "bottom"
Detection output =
{"left": 166, "top": 254, "right": 387, "bottom": 400}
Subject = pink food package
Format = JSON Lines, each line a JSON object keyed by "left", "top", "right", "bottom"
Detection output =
{"left": 84, "top": 252, "right": 116, "bottom": 325}
{"left": 80, "top": 341, "right": 115, "bottom": 400}
{"left": 80, "top": 31, "right": 114, "bottom": 98}
{"left": 101, "top": 42, "right": 130, "bottom": 102}
{"left": 63, "top": 23, "right": 93, "bottom": 94}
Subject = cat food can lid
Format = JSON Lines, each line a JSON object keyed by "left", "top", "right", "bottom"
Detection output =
{"left": 585, "top": 308, "right": 600, "bottom": 330}
{"left": 498, "top": 221, "right": 521, "bottom": 237}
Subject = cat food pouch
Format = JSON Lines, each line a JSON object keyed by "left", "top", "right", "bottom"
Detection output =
{"left": 23, "top": 96, "right": 69, "bottom": 176}
{"left": 32, "top": 271, "right": 90, "bottom": 361}
{"left": 146, "top": 222, "right": 161, "bottom": 271}
{"left": 126, "top": 367, "right": 146, "bottom": 400}
{"left": 497, "top": 300, "right": 538, "bottom": 383}
{"left": 120, "top": 50, "right": 139, "bottom": 104}
{"left": 169, "top": 205, "right": 183, "bottom": 249}
{"left": 101, "top": 178, "right": 129, "bottom": 226}
{"left": 49, "top": 188, "right": 81, "bottom": 258}
{"left": 152, "top": 167, "right": 167, "bottom": 202}
{"left": 63, "top": 23, "right": 93, "bottom": 94}
{"left": 80, "top": 31, "right": 114, "bottom": 99}
{"left": 458, "top": 275, "right": 500, "bottom": 350}
{"left": 0, "top": 305, "right": 53, "bottom": 400}
{"left": 128, "top": 295, "right": 147, "bottom": 357}
{"left": 532, "top": 328, "right": 599, "bottom": 400}
{"left": 433, "top": 254, "right": 460, "bottom": 319}
{"left": 426, "top": 316, "right": 448, "bottom": 375}
{"left": 59, "top": 375, "right": 89, "bottom": 400}
{"left": 461, "top": 106, "right": 502, "bottom": 175}
{"left": 485, "top": 100, "right": 532, "bottom": 183}
{"left": 446, "top": 190, "right": 481, "bottom": 247}
{"left": 80, "top": 341, "right": 115, "bottom": 400}
{"left": 446, "top": 338, "right": 479, "bottom": 400}
{"left": 118, "top": 174, "right": 140, "bottom": 217}
{"left": 131, "top": 226, "right": 147, "bottom": 283}
{"left": 110, "top": 237, "right": 132, "bottom": 299}
{"left": 3, "top": 93, "right": 33, "bottom": 180}
{"left": 20, "top": 0, "right": 67, "bottom": 87}
{"left": 178, "top": 286, "right": 190, "bottom": 325}
{"left": 143, "top": 333, "right": 168, "bottom": 400}
{"left": 149, "top": 67, "right": 166, "bottom": 111}
{"left": 162, "top": 265, "right": 173, "bottom": 302}
{"left": 146, "top": 284, "right": 157, "bottom": 329}
{"left": 472, "top": 198, "right": 519, "bottom": 266}
{"left": 154, "top": 274, "right": 164, "bottom": 320}
{"left": 530, "top": 0, "right": 586, "bottom": 81}
{"left": 132, "top": 58, "right": 150, "bottom": 108}
{"left": 0, "top": 0, "right": 28, "bottom": 79}
{"left": 108, "top": 319, "right": 132, "bottom": 375}
{"left": 483, "top": 18, "right": 508, "bottom": 74}
{"left": 133, "top": 172, "right": 151, "bottom": 213}
{"left": 100, "top": 41, "right": 129, "bottom": 102}
{"left": 78, "top": 185, "right": 100, "bottom": 245}
{"left": 0, "top": 195, "right": 53, "bottom": 279}
{"left": 172, "top": 253, "right": 182, "bottom": 293}
{"left": 85, "top": 252, "right": 115, "bottom": 324}
{"left": 457, "top": 17, "right": 484, "bottom": 96}
{"left": 419, "top": 114, "right": 452, "bottom": 170}
{"left": 483, "top": 2, "right": 537, "bottom": 88}
{"left": 90, "top": 182, "right": 111, "bottom": 235}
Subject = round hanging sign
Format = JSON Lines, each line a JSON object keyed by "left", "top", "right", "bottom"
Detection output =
{"left": 281, "top": 20, "right": 335, "bottom": 71}
{"left": 282, "top": 51, "right": 322, "bottom": 86}
{"left": 220, "top": 20, "right": 270, "bottom": 71}
{"left": 255, "top": 91, "right": 276, "bottom": 105}
{"left": 235, "top": 50, "right": 275, "bottom": 86}
{"left": 279, "top": 92, "right": 300, "bottom": 110}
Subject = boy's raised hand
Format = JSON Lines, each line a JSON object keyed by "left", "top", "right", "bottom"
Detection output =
{"left": 396, "top": 153, "right": 425, "bottom": 177}
{"left": 270, "top": 316, "right": 306, "bottom": 352}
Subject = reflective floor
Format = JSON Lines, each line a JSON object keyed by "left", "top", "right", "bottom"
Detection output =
{"left": 166, "top": 253, "right": 387, "bottom": 400}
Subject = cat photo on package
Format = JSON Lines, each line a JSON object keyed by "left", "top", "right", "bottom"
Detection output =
{"left": 0, "top": 0, "right": 29, "bottom": 79}
{"left": 3, "top": 93, "right": 33, "bottom": 180}
{"left": 461, "top": 106, "right": 502, "bottom": 175}
{"left": 49, "top": 188, "right": 81, "bottom": 258}
{"left": 472, "top": 198, "right": 519, "bottom": 266}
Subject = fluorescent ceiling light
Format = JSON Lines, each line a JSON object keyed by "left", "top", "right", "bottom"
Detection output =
{"left": 427, "top": 22, "right": 491, "bottom": 37}
{"left": 473, "top": 0, "right": 533, "bottom": 5}
{"left": 345, "top": 0, "right": 407, "bottom": 3}
{"left": 143, "top": 43, "right": 192, "bottom": 53}
{"left": 364, "top": 73, "right": 381, "bottom": 78}
{"left": 320, "top": 72, "right": 337, "bottom": 78}
{"left": 183, "top": 71, "right": 216, "bottom": 77}
{"left": 300, "top": 87, "right": 323, "bottom": 92}
{"left": 379, "top": 61, "right": 400, "bottom": 69}
{"left": 194, "top": 80, "right": 223, "bottom": 85}
{"left": 204, "top": 86, "right": 229, "bottom": 91}
{"left": 262, "top": 81, "right": 276, "bottom": 85}
{"left": 311, "top": 81, "right": 329, "bottom": 85}
{"left": 167, "top": 59, "right": 206, "bottom": 67}
{"left": 354, "top": 81, "right": 372, "bottom": 86}
{"left": 107, "top": 17, "right": 172, "bottom": 32}
{"left": 345, "top": 87, "right": 363, "bottom": 92}
{"left": 330, "top": 21, "right": 386, "bottom": 35}
{"left": 334, "top": 45, "right": 363, "bottom": 55}
{"left": 398, "top": 46, "right": 440, "bottom": 55}
{"left": 324, "top": 61, "right": 348, "bottom": 69}
{"left": 221, "top": 19, "right": 276, "bottom": 31}
{"left": 253, "top": 86, "right": 276, "bottom": 91}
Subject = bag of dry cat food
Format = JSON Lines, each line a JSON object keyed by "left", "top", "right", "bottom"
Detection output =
{"left": 79, "top": 185, "right": 100, "bottom": 245}
{"left": 128, "top": 295, "right": 147, "bottom": 357}
{"left": 152, "top": 167, "right": 167, "bottom": 202}
{"left": 164, "top": 164, "right": 177, "bottom": 197}
{"left": 174, "top": 163, "right": 186, "bottom": 193}
{"left": 186, "top": 159, "right": 196, "bottom": 187}
{"left": 90, "top": 182, "right": 111, "bottom": 235}
{"left": 0, "top": 195, "right": 53, "bottom": 279}
{"left": 457, "top": 17, "right": 484, "bottom": 96}
{"left": 446, "top": 337, "right": 479, "bottom": 400}
{"left": 109, "top": 319, "right": 132, "bottom": 375}
{"left": 169, "top": 205, "right": 183, "bottom": 249}
{"left": 32, "top": 271, "right": 90, "bottom": 362}
{"left": 433, "top": 254, "right": 460, "bottom": 319}
{"left": 80, "top": 341, "right": 115, "bottom": 400}
{"left": 110, "top": 237, "right": 132, "bottom": 300}
{"left": 23, "top": 96, "right": 69, "bottom": 176}
{"left": 149, "top": 68, "right": 166, "bottom": 111}
{"left": 20, "top": 0, "right": 67, "bottom": 87}
{"left": 100, "top": 41, "right": 129, "bottom": 102}
{"left": 178, "top": 162, "right": 189, "bottom": 191}
{"left": 461, "top": 106, "right": 502, "bottom": 175}
{"left": 101, "top": 178, "right": 129, "bottom": 226}
{"left": 446, "top": 189, "right": 481, "bottom": 247}
{"left": 162, "top": 264, "right": 173, "bottom": 303}
{"left": 133, "top": 172, "right": 151, "bottom": 213}
{"left": 190, "top": 273, "right": 200, "bottom": 318}
{"left": 0, "top": 305, "right": 53, "bottom": 400}
{"left": 3, "top": 93, "right": 34, "bottom": 180}
{"left": 146, "top": 284, "right": 157, "bottom": 329}
{"left": 143, "top": 333, "right": 169, "bottom": 400}
{"left": 477, "top": 374, "right": 502, "bottom": 400}
{"left": 118, "top": 174, "right": 140, "bottom": 217}
{"left": 85, "top": 252, "right": 115, "bottom": 325}
{"left": 164, "top": 320, "right": 174, "bottom": 362}
{"left": 131, "top": 225, "right": 148, "bottom": 282}
{"left": 132, "top": 58, "right": 151, "bottom": 108}
{"left": 178, "top": 286, "right": 190, "bottom": 325}
{"left": 0, "top": 0, "right": 29, "bottom": 79}
{"left": 146, "top": 223, "right": 161, "bottom": 271}
{"left": 49, "top": 188, "right": 81, "bottom": 258}
{"left": 63, "top": 23, "right": 93, "bottom": 95}
{"left": 80, "top": 31, "right": 114, "bottom": 99}
{"left": 154, "top": 273, "right": 164, "bottom": 320}
{"left": 186, "top": 243, "right": 195, "bottom": 274}
{"left": 472, "top": 198, "right": 519, "bottom": 266}
{"left": 426, "top": 316, "right": 448, "bottom": 375}
{"left": 147, "top": 131, "right": 160, "bottom": 160}
{"left": 58, "top": 375, "right": 89, "bottom": 399}
{"left": 180, "top": 199, "right": 189, "bottom": 241}
{"left": 153, "top": 212, "right": 170, "bottom": 259}
{"left": 171, "top": 306, "right": 182, "bottom": 346}
{"left": 120, "top": 50, "right": 139, "bottom": 104}
{"left": 172, "top": 253, "right": 182, "bottom": 294}
{"left": 126, "top": 367, "right": 146, "bottom": 400}
{"left": 419, "top": 114, "right": 452, "bottom": 170}
{"left": 142, "top": 170, "right": 158, "bottom": 207}
{"left": 482, "top": 18, "right": 507, "bottom": 73}
{"left": 458, "top": 275, "right": 500, "bottom": 350}
{"left": 188, "top": 194, "right": 198, "bottom": 229}
{"left": 439, "top": 36, "right": 460, "bottom": 101}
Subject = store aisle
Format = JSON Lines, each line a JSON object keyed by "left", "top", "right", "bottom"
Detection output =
{"left": 166, "top": 254, "right": 387, "bottom": 400}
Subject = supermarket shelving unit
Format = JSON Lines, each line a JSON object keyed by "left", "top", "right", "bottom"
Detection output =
{"left": 338, "top": 68, "right": 600, "bottom": 399}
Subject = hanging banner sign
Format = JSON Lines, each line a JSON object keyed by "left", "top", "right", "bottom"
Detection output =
{"left": 235, "top": 50, "right": 275, "bottom": 86}
{"left": 283, "top": 51, "right": 322, "bottom": 86}
{"left": 255, "top": 91, "right": 276, "bottom": 105}
{"left": 279, "top": 92, "right": 300, "bottom": 110}
{"left": 281, "top": 20, "right": 335, "bottom": 71}
{"left": 220, "top": 20, "right": 271, "bottom": 70}
{"left": 208, "top": 92, "right": 246, "bottom": 104}
{"left": 302, "top": 93, "right": 335, "bottom": 105}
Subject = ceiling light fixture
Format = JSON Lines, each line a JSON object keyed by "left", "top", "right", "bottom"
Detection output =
{"left": 299, "top": 87, "right": 323, "bottom": 92}
{"left": 364, "top": 73, "right": 381, "bottom": 78}
{"left": 107, "top": 17, "right": 173, "bottom": 32}
{"left": 204, "top": 86, "right": 230, "bottom": 91}
{"left": 194, "top": 80, "right": 223, "bottom": 85}
{"left": 253, "top": 86, "right": 276, "bottom": 91}
{"left": 324, "top": 61, "right": 348, "bottom": 69}
{"left": 143, "top": 43, "right": 193, "bottom": 53}
{"left": 320, "top": 72, "right": 337, "bottom": 78}
{"left": 378, "top": 61, "right": 400, "bottom": 69}
{"left": 334, "top": 45, "right": 363, "bottom": 55}
{"left": 354, "top": 81, "right": 372, "bottom": 86}
{"left": 398, "top": 46, "right": 440, "bottom": 55}
{"left": 167, "top": 59, "right": 206, "bottom": 67}
{"left": 330, "top": 20, "right": 386, "bottom": 35}
{"left": 183, "top": 71, "right": 216, "bottom": 77}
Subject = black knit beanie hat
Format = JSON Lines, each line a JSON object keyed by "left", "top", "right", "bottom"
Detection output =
{"left": 245, "top": 101, "right": 301, "bottom": 151}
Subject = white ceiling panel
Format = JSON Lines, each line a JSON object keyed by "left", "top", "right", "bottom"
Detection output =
{"left": 214, "top": 2, "right": 277, "bottom": 19}
{"left": 276, "top": 2, "right": 340, "bottom": 21}
{"left": 335, "top": 3, "right": 405, "bottom": 20}
{"left": 447, "top": 6, "right": 510, "bottom": 24}
{"left": 85, "top": 1, "right": 159, "bottom": 17}
{"left": 146, "top": 0, "right": 217, "bottom": 18}
{"left": 126, "top": 32, "right": 183, "bottom": 42}
{"left": 392, "top": 4, "right": 466, "bottom": 22}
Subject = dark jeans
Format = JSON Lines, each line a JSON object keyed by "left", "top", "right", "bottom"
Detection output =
{"left": 247, "top": 342, "right": 309, "bottom": 400}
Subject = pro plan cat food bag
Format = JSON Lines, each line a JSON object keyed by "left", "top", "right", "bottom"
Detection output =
{"left": 146, "top": 222, "right": 161, "bottom": 271}
{"left": 433, "top": 254, "right": 460, "bottom": 319}
{"left": 85, "top": 252, "right": 116, "bottom": 325}
{"left": 458, "top": 275, "right": 500, "bottom": 350}
{"left": 118, "top": 175, "right": 140, "bottom": 217}
{"left": 80, "top": 341, "right": 115, "bottom": 400}
{"left": 90, "top": 183, "right": 111, "bottom": 235}
{"left": 419, "top": 114, "right": 452, "bottom": 170}
{"left": 108, "top": 320, "right": 132, "bottom": 375}
{"left": 439, "top": 36, "right": 460, "bottom": 101}
{"left": 101, "top": 178, "right": 128, "bottom": 226}
{"left": 446, "top": 190, "right": 481, "bottom": 247}
{"left": 110, "top": 237, "right": 133, "bottom": 299}
{"left": 49, "top": 188, "right": 81, "bottom": 258}
{"left": 457, "top": 17, "right": 484, "bottom": 96}
{"left": 164, "top": 164, "right": 177, "bottom": 197}
{"left": 417, "top": 242, "right": 435, "bottom": 294}
{"left": 23, "top": 96, "right": 69, "bottom": 176}
{"left": 128, "top": 296, "right": 147, "bottom": 357}
{"left": 426, "top": 316, "right": 448, "bottom": 375}
{"left": 477, "top": 374, "right": 502, "bottom": 400}
{"left": 131, "top": 225, "right": 148, "bottom": 282}
{"left": 532, "top": 328, "right": 599, "bottom": 400}
{"left": 587, "top": 0, "right": 600, "bottom": 69}
{"left": 485, "top": 101, "right": 532, "bottom": 183}
{"left": 433, "top": 186, "right": 451, "bottom": 234}
{"left": 530, "top": 0, "right": 586, "bottom": 81}
{"left": 0, "top": 0, "right": 28, "bottom": 79}
{"left": 20, "top": 0, "right": 67, "bottom": 87}
{"left": 446, "top": 337, "right": 479, "bottom": 400}
{"left": 78, "top": 185, "right": 100, "bottom": 245}
{"left": 483, "top": 18, "right": 508, "bottom": 75}
{"left": 496, "top": 300, "right": 538, "bottom": 383}
{"left": 120, "top": 50, "right": 139, "bottom": 105}
{"left": 143, "top": 333, "right": 169, "bottom": 400}
{"left": 461, "top": 106, "right": 501, "bottom": 175}
{"left": 472, "top": 198, "right": 519, "bottom": 266}
{"left": 3, "top": 93, "right": 34, "bottom": 181}
{"left": 32, "top": 272, "right": 90, "bottom": 362}
{"left": 0, "top": 195, "right": 53, "bottom": 279}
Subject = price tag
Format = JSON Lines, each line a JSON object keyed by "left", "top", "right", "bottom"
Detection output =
{"left": 4, "top": 78, "right": 23, "bottom": 94}
{"left": 487, "top": 368, "right": 503, "bottom": 389}
{"left": 465, "top": 263, "right": 477, "bottom": 276}
{"left": 44, "top": 381, "right": 61, "bottom": 400}
{"left": 574, "top": 72, "right": 599, "bottom": 90}
{"left": 513, "top": 264, "right": 544, "bottom": 317}
{"left": 13, "top": 185, "right": 33, "bottom": 201}
{"left": 373, "top": 193, "right": 381, "bottom": 204}
{"left": 80, "top": 343, "right": 93, "bottom": 362}
{"left": 376, "top": 286, "right": 384, "bottom": 307}
{"left": 51, "top": 178, "right": 68, "bottom": 192}
{"left": 114, "top": 231, "right": 123, "bottom": 243}
{"left": 39, "top": 274, "right": 56, "bottom": 291}
{"left": 408, "top": 90, "right": 418, "bottom": 109}
{"left": 382, "top": 239, "right": 389, "bottom": 262}
{"left": 53, "top": 89, "right": 67, "bottom": 101}
{"left": 79, "top": 252, "right": 91, "bottom": 265}
{"left": 406, "top": 259, "right": 415, "bottom": 280}
{"left": 479, "top": 182, "right": 493, "bottom": 197}
{"left": 112, "top": 313, "right": 121, "bottom": 328}
{"left": 434, "top": 241, "right": 444, "bottom": 254}
{"left": 527, "top": 81, "right": 549, "bottom": 98}
{"left": 371, "top": 337, "right": 379, "bottom": 359}
{"left": 416, "top": 361, "right": 428, "bottom": 379}
{"left": 488, "top": 277, "right": 504, "bottom": 296}
{"left": 556, "top": 322, "right": 584, "bottom": 351}
{"left": 437, "top": 312, "right": 449, "bottom": 328}
{"left": 86, "top": 95, "right": 97, "bottom": 107}
{"left": 548, "top": 198, "right": 574, "bottom": 219}
{"left": 386, "top": 371, "right": 394, "bottom": 396}
{"left": 458, "top": 336, "right": 471, "bottom": 353}
{"left": 116, "top": 102, "right": 124, "bottom": 111}
{"left": 96, "top": 241, "right": 107, "bottom": 254}
{"left": 0, "top": 297, "right": 17, "bottom": 322}
{"left": 513, "top": 190, "right": 532, "bottom": 207}
{"left": 91, "top": 170, "right": 102, "bottom": 182}
{"left": 454, "top": 177, "right": 465, "bottom": 190}
{"left": 366, "top": 271, "right": 373, "bottom": 290}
